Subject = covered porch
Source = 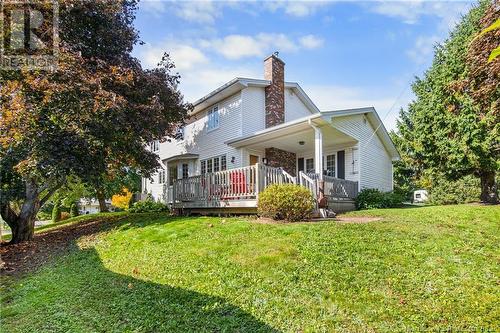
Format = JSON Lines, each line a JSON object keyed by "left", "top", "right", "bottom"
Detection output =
{"left": 166, "top": 115, "right": 361, "bottom": 215}
{"left": 166, "top": 163, "right": 358, "bottom": 215}
{"left": 227, "top": 114, "right": 360, "bottom": 183}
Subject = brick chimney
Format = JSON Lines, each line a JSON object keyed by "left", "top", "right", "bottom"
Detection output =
{"left": 264, "top": 53, "right": 285, "bottom": 128}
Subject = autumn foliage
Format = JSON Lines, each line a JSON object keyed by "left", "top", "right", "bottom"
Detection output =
{"left": 0, "top": 0, "right": 190, "bottom": 243}
{"left": 111, "top": 188, "right": 133, "bottom": 210}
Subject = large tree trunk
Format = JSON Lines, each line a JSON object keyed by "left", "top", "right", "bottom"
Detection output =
{"left": 1, "top": 180, "right": 40, "bottom": 244}
{"left": 96, "top": 190, "right": 108, "bottom": 212}
{"left": 480, "top": 171, "right": 498, "bottom": 204}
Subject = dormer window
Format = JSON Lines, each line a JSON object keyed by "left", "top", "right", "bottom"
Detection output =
{"left": 207, "top": 105, "right": 219, "bottom": 131}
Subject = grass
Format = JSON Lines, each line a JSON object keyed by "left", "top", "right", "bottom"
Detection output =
{"left": 1, "top": 205, "right": 499, "bottom": 332}
{"left": 0, "top": 212, "right": 127, "bottom": 242}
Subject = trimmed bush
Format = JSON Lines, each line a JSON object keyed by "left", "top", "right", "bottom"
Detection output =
{"left": 70, "top": 203, "right": 79, "bottom": 217}
{"left": 258, "top": 184, "right": 315, "bottom": 222}
{"left": 355, "top": 188, "right": 404, "bottom": 210}
{"left": 128, "top": 199, "right": 169, "bottom": 213}
{"left": 51, "top": 201, "right": 62, "bottom": 222}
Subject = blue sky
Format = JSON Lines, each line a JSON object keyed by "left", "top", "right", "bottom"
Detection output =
{"left": 132, "top": 0, "right": 475, "bottom": 131}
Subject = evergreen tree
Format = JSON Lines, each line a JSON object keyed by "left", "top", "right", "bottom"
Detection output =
{"left": 397, "top": 1, "right": 498, "bottom": 204}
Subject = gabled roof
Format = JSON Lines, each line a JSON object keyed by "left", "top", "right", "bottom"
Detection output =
{"left": 226, "top": 107, "right": 400, "bottom": 161}
{"left": 191, "top": 77, "right": 320, "bottom": 115}
{"left": 320, "top": 107, "right": 400, "bottom": 160}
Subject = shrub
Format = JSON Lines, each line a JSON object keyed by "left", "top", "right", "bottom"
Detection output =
{"left": 51, "top": 201, "right": 62, "bottom": 222}
{"left": 111, "top": 188, "right": 133, "bottom": 210}
{"left": 428, "top": 175, "right": 481, "bottom": 205}
{"left": 128, "top": 199, "right": 169, "bottom": 213}
{"left": 355, "top": 188, "right": 404, "bottom": 210}
{"left": 70, "top": 203, "right": 79, "bottom": 217}
{"left": 60, "top": 212, "right": 70, "bottom": 221}
{"left": 258, "top": 184, "right": 315, "bottom": 222}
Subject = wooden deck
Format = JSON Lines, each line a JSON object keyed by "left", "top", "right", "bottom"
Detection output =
{"left": 164, "top": 163, "right": 358, "bottom": 214}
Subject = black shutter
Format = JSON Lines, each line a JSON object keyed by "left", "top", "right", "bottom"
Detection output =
{"left": 337, "top": 150, "right": 345, "bottom": 179}
{"left": 298, "top": 158, "right": 304, "bottom": 173}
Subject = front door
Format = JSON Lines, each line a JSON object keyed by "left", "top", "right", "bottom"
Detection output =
{"left": 250, "top": 155, "right": 259, "bottom": 165}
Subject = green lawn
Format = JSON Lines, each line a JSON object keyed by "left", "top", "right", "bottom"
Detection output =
{"left": 1, "top": 205, "right": 499, "bottom": 332}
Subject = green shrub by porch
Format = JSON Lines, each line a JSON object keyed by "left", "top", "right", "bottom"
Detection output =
{"left": 355, "top": 188, "right": 404, "bottom": 210}
{"left": 258, "top": 184, "right": 315, "bottom": 221}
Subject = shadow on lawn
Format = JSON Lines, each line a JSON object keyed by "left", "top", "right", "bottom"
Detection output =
{"left": 2, "top": 214, "right": 280, "bottom": 332}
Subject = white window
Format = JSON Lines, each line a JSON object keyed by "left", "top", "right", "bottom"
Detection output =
{"left": 221, "top": 155, "right": 227, "bottom": 171}
{"left": 352, "top": 148, "right": 359, "bottom": 174}
{"left": 182, "top": 164, "right": 189, "bottom": 179}
{"left": 168, "top": 166, "right": 177, "bottom": 186}
{"left": 326, "top": 154, "right": 336, "bottom": 177}
{"left": 201, "top": 155, "right": 227, "bottom": 174}
{"left": 207, "top": 159, "right": 213, "bottom": 173}
{"left": 207, "top": 105, "right": 219, "bottom": 131}
{"left": 150, "top": 140, "right": 159, "bottom": 152}
{"left": 175, "top": 126, "right": 184, "bottom": 140}
{"left": 201, "top": 160, "right": 206, "bottom": 175}
{"left": 158, "top": 169, "right": 166, "bottom": 183}
{"left": 305, "top": 158, "right": 314, "bottom": 173}
{"left": 213, "top": 157, "right": 220, "bottom": 172}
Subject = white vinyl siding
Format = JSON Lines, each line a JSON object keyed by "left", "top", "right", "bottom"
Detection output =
{"left": 332, "top": 114, "right": 393, "bottom": 192}
{"left": 241, "top": 87, "right": 265, "bottom": 136}
{"left": 285, "top": 87, "right": 314, "bottom": 122}
{"left": 144, "top": 92, "right": 243, "bottom": 201}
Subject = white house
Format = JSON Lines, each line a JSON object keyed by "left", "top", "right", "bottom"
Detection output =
{"left": 142, "top": 55, "right": 399, "bottom": 214}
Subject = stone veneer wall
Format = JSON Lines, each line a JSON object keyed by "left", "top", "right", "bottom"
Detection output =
{"left": 264, "top": 55, "right": 285, "bottom": 128}
{"left": 265, "top": 147, "right": 296, "bottom": 176}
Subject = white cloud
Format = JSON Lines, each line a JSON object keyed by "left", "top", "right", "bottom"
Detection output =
{"left": 299, "top": 35, "right": 324, "bottom": 49}
{"left": 138, "top": 41, "right": 209, "bottom": 70}
{"left": 140, "top": 0, "right": 220, "bottom": 24}
{"left": 135, "top": 38, "right": 261, "bottom": 102}
{"left": 175, "top": 0, "right": 220, "bottom": 24}
{"left": 203, "top": 33, "right": 323, "bottom": 60}
{"left": 139, "top": 0, "right": 167, "bottom": 16}
{"left": 369, "top": 1, "right": 471, "bottom": 30}
{"left": 262, "top": 1, "right": 331, "bottom": 17}
{"left": 183, "top": 65, "right": 260, "bottom": 101}
{"left": 406, "top": 35, "right": 440, "bottom": 64}
{"left": 207, "top": 35, "right": 266, "bottom": 59}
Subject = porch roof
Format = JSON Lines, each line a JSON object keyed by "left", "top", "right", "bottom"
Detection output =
{"left": 225, "top": 107, "right": 400, "bottom": 160}
{"left": 162, "top": 153, "right": 199, "bottom": 164}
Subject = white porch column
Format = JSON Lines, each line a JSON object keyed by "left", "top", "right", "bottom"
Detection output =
{"left": 309, "top": 120, "right": 323, "bottom": 180}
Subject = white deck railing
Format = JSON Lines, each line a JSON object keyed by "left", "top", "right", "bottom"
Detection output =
{"left": 166, "top": 164, "right": 358, "bottom": 208}
{"left": 323, "top": 175, "right": 358, "bottom": 199}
